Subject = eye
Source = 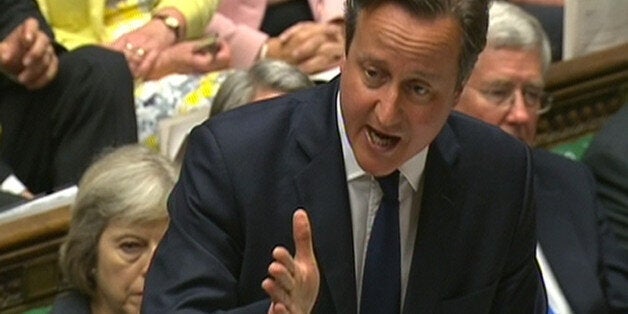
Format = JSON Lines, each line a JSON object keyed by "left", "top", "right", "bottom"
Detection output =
{"left": 362, "top": 66, "right": 386, "bottom": 87}
{"left": 523, "top": 88, "right": 544, "bottom": 106}
{"left": 483, "top": 88, "right": 511, "bottom": 104}
{"left": 409, "top": 83, "right": 429, "bottom": 96}
{"left": 119, "top": 239, "right": 146, "bottom": 256}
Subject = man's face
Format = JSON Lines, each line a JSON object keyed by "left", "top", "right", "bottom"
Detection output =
{"left": 340, "top": 3, "right": 462, "bottom": 177}
{"left": 455, "top": 47, "right": 544, "bottom": 145}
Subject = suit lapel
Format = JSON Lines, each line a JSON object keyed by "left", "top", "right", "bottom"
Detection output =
{"left": 403, "top": 124, "right": 463, "bottom": 313}
{"left": 292, "top": 79, "right": 358, "bottom": 313}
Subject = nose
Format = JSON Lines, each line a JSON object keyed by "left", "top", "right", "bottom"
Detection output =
{"left": 505, "top": 91, "right": 533, "bottom": 123}
{"left": 141, "top": 245, "right": 159, "bottom": 276}
{"left": 374, "top": 86, "right": 401, "bottom": 127}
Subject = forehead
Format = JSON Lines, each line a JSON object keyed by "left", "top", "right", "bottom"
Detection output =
{"left": 356, "top": 2, "right": 461, "bottom": 42}
{"left": 101, "top": 218, "right": 167, "bottom": 238}
{"left": 353, "top": 3, "right": 462, "bottom": 72}
{"left": 470, "top": 47, "right": 544, "bottom": 84}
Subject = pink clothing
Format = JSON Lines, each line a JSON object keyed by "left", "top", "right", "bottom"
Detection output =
{"left": 208, "top": 0, "right": 344, "bottom": 68}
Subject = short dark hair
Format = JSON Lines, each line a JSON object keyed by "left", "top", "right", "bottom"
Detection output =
{"left": 344, "top": 0, "right": 489, "bottom": 88}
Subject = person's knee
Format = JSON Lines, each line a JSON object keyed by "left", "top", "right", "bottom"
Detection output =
{"left": 54, "top": 45, "right": 137, "bottom": 140}
{"left": 59, "top": 46, "right": 133, "bottom": 86}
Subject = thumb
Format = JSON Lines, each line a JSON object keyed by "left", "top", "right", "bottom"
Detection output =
{"left": 293, "top": 208, "right": 315, "bottom": 263}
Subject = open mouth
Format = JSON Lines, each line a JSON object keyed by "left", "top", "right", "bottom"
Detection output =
{"left": 367, "top": 126, "right": 400, "bottom": 149}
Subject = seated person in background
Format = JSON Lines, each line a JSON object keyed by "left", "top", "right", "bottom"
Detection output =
{"left": 454, "top": 2, "right": 628, "bottom": 313}
{"left": 50, "top": 145, "right": 178, "bottom": 314}
{"left": 0, "top": 0, "right": 137, "bottom": 196}
{"left": 583, "top": 104, "right": 628, "bottom": 251}
{"left": 35, "top": 0, "right": 229, "bottom": 81}
{"left": 209, "top": 59, "right": 314, "bottom": 116}
{"left": 36, "top": 0, "right": 230, "bottom": 148}
{"left": 208, "top": 0, "right": 345, "bottom": 74}
{"left": 172, "top": 59, "right": 312, "bottom": 164}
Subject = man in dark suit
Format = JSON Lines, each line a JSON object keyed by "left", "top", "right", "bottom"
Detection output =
{"left": 455, "top": 2, "right": 628, "bottom": 313}
{"left": 583, "top": 105, "right": 628, "bottom": 252}
{"left": 0, "top": 0, "right": 137, "bottom": 195}
{"left": 143, "top": 0, "right": 545, "bottom": 312}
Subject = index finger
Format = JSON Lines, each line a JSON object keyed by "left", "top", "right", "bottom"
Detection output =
{"left": 20, "top": 18, "right": 41, "bottom": 46}
{"left": 293, "top": 209, "right": 315, "bottom": 261}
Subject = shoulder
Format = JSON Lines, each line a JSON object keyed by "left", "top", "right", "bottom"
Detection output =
{"left": 202, "top": 81, "right": 337, "bottom": 142}
{"left": 50, "top": 290, "right": 91, "bottom": 314}
{"left": 445, "top": 112, "right": 531, "bottom": 164}
{"left": 584, "top": 104, "right": 628, "bottom": 162}
{"left": 533, "top": 148, "right": 591, "bottom": 179}
{"left": 447, "top": 112, "right": 526, "bottom": 148}
{"left": 532, "top": 149, "right": 599, "bottom": 200}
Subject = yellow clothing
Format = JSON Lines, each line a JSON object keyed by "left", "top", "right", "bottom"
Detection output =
{"left": 36, "top": 0, "right": 218, "bottom": 50}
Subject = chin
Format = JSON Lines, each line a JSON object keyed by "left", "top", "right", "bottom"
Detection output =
{"left": 357, "top": 157, "right": 398, "bottom": 177}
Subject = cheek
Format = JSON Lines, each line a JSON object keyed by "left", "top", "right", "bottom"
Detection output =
{"left": 405, "top": 102, "right": 453, "bottom": 144}
{"left": 340, "top": 80, "right": 372, "bottom": 127}
{"left": 95, "top": 251, "right": 139, "bottom": 296}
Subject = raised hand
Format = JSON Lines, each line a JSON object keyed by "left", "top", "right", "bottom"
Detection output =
{"left": 0, "top": 18, "right": 58, "bottom": 90}
{"left": 262, "top": 209, "right": 320, "bottom": 314}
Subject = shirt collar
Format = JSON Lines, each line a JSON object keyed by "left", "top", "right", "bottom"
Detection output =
{"left": 336, "top": 92, "right": 428, "bottom": 191}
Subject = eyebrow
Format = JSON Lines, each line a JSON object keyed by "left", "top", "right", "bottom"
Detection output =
{"left": 480, "top": 80, "right": 544, "bottom": 89}
{"left": 357, "top": 53, "right": 442, "bottom": 83}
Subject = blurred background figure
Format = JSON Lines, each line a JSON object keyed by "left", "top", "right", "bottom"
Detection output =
{"left": 454, "top": 2, "right": 628, "bottom": 313}
{"left": 50, "top": 145, "right": 178, "bottom": 314}
{"left": 208, "top": 0, "right": 345, "bottom": 75}
{"left": 583, "top": 105, "right": 628, "bottom": 252}
{"left": 35, "top": 0, "right": 230, "bottom": 150}
{"left": 0, "top": 0, "right": 137, "bottom": 198}
{"left": 210, "top": 59, "right": 314, "bottom": 117}
{"left": 35, "top": 0, "right": 227, "bottom": 80}
{"left": 175, "top": 59, "right": 313, "bottom": 165}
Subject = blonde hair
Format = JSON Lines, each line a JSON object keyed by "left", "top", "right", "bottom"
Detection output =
{"left": 59, "top": 145, "right": 178, "bottom": 297}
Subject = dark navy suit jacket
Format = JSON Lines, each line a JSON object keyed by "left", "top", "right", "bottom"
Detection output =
{"left": 534, "top": 149, "right": 628, "bottom": 314}
{"left": 142, "top": 79, "right": 543, "bottom": 313}
{"left": 583, "top": 104, "right": 628, "bottom": 251}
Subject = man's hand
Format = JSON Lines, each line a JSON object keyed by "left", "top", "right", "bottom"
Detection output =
{"left": 262, "top": 209, "right": 320, "bottom": 314}
{"left": 0, "top": 18, "right": 58, "bottom": 90}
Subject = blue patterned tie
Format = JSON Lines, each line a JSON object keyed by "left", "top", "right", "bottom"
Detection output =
{"left": 360, "top": 171, "right": 401, "bottom": 314}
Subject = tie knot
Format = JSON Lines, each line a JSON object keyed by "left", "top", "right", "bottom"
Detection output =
{"left": 376, "top": 170, "right": 399, "bottom": 200}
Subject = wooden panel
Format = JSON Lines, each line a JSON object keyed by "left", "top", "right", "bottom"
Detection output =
{"left": 0, "top": 206, "right": 70, "bottom": 313}
{"left": 536, "top": 43, "right": 628, "bottom": 148}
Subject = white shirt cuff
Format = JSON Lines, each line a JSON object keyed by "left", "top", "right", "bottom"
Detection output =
{"left": 1, "top": 174, "right": 27, "bottom": 195}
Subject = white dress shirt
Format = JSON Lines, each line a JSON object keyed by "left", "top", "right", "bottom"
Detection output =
{"left": 336, "top": 92, "right": 428, "bottom": 311}
{"left": 536, "top": 245, "right": 574, "bottom": 314}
